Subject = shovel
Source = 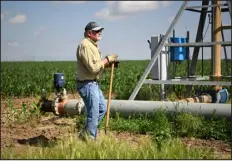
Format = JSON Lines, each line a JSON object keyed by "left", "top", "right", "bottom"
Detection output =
{"left": 105, "top": 62, "right": 115, "bottom": 135}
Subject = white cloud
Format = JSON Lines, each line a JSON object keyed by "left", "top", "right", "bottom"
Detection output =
{"left": 9, "top": 14, "right": 27, "bottom": 24}
{"left": 8, "top": 41, "right": 20, "bottom": 47}
{"left": 161, "top": 1, "right": 173, "bottom": 7}
{"left": 52, "top": 1, "right": 86, "bottom": 4}
{"left": 95, "top": 1, "right": 173, "bottom": 21}
{"left": 34, "top": 26, "right": 46, "bottom": 36}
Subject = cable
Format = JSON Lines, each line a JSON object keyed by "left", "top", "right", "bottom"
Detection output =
{"left": 203, "top": 14, "right": 211, "bottom": 40}
{"left": 201, "top": 13, "right": 211, "bottom": 77}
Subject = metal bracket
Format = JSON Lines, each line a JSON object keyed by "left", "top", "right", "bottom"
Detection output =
{"left": 144, "top": 79, "right": 231, "bottom": 86}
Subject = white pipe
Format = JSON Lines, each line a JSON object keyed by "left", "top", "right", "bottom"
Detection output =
{"left": 160, "top": 37, "right": 168, "bottom": 81}
{"left": 63, "top": 99, "right": 84, "bottom": 116}
{"left": 160, "top": 44, "right": 168, "bottom": 99}
{"left": 109, "top": 100, "right": 231, "bottom": 118}
{"left": 62, "top": 99, "right": 231, "bottom": 118}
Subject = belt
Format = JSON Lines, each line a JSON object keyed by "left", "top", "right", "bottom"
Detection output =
{"left": 77, "top": 79, "right": 97, "bottom": 83}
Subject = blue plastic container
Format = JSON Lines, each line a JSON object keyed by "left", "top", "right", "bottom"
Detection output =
{"left": 217, "top": 89, "right": 229, "bottom": 103}
{"left": 170, "top": 37, "right": 187, "bottom": 62}
{"left": 53, "top": 73, "right": 65, "bottom": 89}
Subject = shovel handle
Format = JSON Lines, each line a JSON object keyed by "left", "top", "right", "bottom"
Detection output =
{"left": 105, "top": 62, "right": 114, "bottom": 134}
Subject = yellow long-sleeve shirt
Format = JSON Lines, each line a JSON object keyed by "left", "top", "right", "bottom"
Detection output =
{"left": 76, "top": 38, "right": 105, "bottom": 81}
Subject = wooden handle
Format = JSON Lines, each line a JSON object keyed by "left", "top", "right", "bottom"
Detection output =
{"left": 105, "top": 62, "right": 114, "bottom": 134}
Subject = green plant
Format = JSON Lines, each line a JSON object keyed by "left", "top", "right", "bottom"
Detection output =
{"left": 4, "top": 100, "right": 17, "bottom": 124}
{"left": 98, "top": 108, "right": 231, "bottom": 142}
{"left": 200, "top": 111, "right": 231, "bottom": 141}
{"left": 4, "top": 101, "right": 42, "bottom": 124}
{"left": 149, "top": 109, "right": 172, "bottom": 150}
{"left": 75, "top": 113, "right": 86, "bottom": 131}
{"left": 1, "top": 60, "right": 231, "bottom": 101}
{"left": 174, "top": 112, "right": 203, "bottom": 137}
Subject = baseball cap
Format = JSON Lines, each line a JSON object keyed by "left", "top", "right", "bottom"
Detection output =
{"left": 85, "top": 21, "right": 104, "bottom": 31}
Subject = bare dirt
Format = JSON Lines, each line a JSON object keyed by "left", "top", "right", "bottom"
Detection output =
{"left": 1, "top": 95, "right": 231, "bottom": 159}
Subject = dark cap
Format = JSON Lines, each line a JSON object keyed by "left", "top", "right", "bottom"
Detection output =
{"left": 85, "top": 21, "right": 104, "bottom": 31}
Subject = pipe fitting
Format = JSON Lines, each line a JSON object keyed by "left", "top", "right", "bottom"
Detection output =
{"left": 57, "top": 99, "right": 68, "bottom": 115}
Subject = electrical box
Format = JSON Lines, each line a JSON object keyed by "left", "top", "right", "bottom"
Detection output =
{"left": 170, "top": 37, "right": 187, "bottom": 62}
{"left": 151, "top": 35, "right": 169, "bottom": 80}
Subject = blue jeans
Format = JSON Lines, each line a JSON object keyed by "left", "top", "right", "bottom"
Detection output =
{"left": 76, "top": 81, "right": 107, "bottom": 139}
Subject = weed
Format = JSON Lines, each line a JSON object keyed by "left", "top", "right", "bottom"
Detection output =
{"left": 200, "top": 111, "right": 231, "bottom": 141}
{"left": 150, "top": 109, "right": 172, "bottom": 150}
{"left": 3, "top": 101, "right": 42, "bottom": 124}
{"left": 174, "top": 112, "right": 203, "bottom": 137}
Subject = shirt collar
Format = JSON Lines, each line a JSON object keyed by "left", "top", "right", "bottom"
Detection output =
{"left": 86, "top": 37, "right": 98, "bottom": 47}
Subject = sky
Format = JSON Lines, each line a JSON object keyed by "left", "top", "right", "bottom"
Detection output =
{"left": 1, "top": 1, "right": 231, "bottom": 61}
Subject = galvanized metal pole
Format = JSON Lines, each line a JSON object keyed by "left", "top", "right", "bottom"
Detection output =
{"left": 186, "top": 31, "right": 190, "bottom": 78}
{"left": 189, "top": 0, "right": 209, "bottom": 76}
{"left": 165, "top": 41, "right": 230, "bottom": 47}
{"left": 220, "top": 21, "right": 229, "bottom": 76}
{"left": 211, "top": 3, "right": 214, "bottom": 76}
{"left": 226, "top": 0, "right": 232, "bottom": 18}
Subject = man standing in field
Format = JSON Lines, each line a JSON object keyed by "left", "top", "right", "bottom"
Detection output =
{"left": 76, "top": 21, "right": 118, "bottom": 140}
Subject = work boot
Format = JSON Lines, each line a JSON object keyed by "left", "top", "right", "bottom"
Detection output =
{"left": 78, "top": 131, "right": 95, "bottom": 142}
{"left": 95, "top": 129, "right": 101, "bottom": 140}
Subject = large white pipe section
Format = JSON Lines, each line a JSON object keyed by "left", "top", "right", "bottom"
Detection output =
{"left": 61, "top": 99, "right": 231, "bottom": 118}
{"left": 109, "top": 100, "right": 231, "bottom": 118}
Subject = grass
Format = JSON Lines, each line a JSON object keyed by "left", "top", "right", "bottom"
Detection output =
{"left": 2, "top": 133, "right": 217, "bottom": 159}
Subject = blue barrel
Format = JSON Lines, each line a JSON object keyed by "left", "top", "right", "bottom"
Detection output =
{"left": 54, "top": 73, "right": 65, "bottom": 89}
{"left": 217, "top": 89, "right": 229, "bottom": 103}
{"left": 170, "top": 37, "right": 187, "bottom": 62}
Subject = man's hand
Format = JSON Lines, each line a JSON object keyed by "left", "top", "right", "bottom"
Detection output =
{"left": 106, "top": 54, "right": 118, "bottom": 63}
{"left": 109, "top": 61, "right": 120, "bottom": 68}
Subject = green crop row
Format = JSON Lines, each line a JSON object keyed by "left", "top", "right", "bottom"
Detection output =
{"left": 1, "top": 60, "right": 231, "bottom": 100}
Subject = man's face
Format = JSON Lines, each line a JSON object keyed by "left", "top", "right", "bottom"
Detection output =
{"left": 87, "top": 30, "right": 102, "bottom": 42}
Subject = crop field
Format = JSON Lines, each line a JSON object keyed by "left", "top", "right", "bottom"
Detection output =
{"left": 1, "top": 60, "right": 231, "bottom": 99}
{"left": 1, "top": 60, "right": 231, "bottom": 159}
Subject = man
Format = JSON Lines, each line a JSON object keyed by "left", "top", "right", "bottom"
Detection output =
{"left": 76, "top": 21, "right": 118, "bottom": 140}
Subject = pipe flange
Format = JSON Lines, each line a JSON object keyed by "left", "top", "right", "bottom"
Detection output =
{"left": 52, "top": 101, "right": 60, "bottom": 116}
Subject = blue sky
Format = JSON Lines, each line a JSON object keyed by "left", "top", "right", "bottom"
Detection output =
{"left": 1, "top": 1, "right": 231, "bottom": 61}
